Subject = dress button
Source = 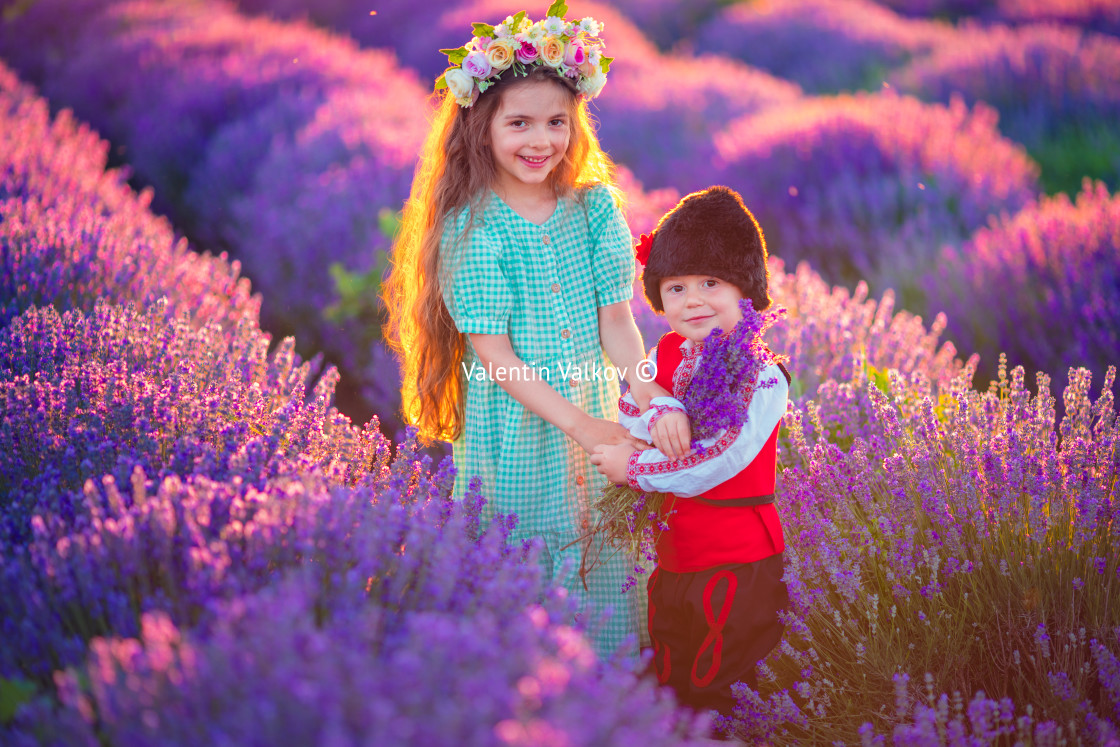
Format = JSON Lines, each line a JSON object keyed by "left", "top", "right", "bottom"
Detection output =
{"left": 581, "top": 519, "right": 590, "bottom": 530}
{"left": 551, "top": 283, "right": 561, "bottom": 293}
{"left": 542, "top": 234, "right": 551, "bottom": 245}
{"left": 576, "top": 475, "right": 585, "bottom": 486}
{"left": 561, "top": 329, "right": 570, "bottom": 339}
{"left": 569, "top": 378, "right": 579, "bottom": 388}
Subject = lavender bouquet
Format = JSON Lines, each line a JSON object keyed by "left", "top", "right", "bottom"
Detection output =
{"left": 584, "top": 299, "right": 787, "bottom": 590}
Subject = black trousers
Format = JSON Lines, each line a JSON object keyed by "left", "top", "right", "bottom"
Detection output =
{"left": 647, "top": 553, "right": 788, "bottom": 716}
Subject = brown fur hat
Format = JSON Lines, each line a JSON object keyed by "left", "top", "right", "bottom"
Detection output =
{"left": 641, "top": 185, "right": 771, "bottom": 313}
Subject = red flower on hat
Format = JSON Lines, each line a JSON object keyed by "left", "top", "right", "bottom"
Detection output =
{"left": 634, "top": 233, "right": 653, "bottom": 265}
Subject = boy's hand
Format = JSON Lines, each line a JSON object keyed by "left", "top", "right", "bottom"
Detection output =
{"left": 591, "top": 442, "right": 639, "bottom": 485}
{"left": 650, "top": 409, "right": 692, "bottom": 460}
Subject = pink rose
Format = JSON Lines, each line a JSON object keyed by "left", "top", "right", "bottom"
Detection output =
{"left": 462, "top": 50, "right": 492, "bottom": 80}
{"left": 515, "top": 38, "right": 538, "bottom": 64}
{"left": 563, "top": 40, "right": 586, "bottom": 68}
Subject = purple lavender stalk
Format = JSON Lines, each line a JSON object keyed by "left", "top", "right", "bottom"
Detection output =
{"left": 682, "top": 299, "right": 786, "bottom": 443}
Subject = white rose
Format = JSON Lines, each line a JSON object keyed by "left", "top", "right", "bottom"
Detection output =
{"left": 444, "top": 67, "right": 476, "bottom": 106}
{"left": 577, "top": 68, "right": 607, "bottom": 98}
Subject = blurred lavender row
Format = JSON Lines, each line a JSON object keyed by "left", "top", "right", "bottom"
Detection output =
{"left": 877, "top": 0, "right": 1120, "bottom": 34}
{"left": 0, "top": 0, "right": 429, "bottom": 432}
{"left": 927, "top": 180, "right": 1120, "bottom": 391}
{"left": 694, "top": 0, "right": 953, "bottom": 94}
{"left": 0, "top": 60, "right": 257, "bottom": 332}
{"left": 892, "top": 22, "right": 1120, "bottom": 194}
{"left": 716, "top": 90, "right": 1039, "bottom": 306}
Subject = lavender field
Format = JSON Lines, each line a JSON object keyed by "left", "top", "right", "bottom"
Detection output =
{"left": 1, "top": 0, "right": 1118, "bottom": 744}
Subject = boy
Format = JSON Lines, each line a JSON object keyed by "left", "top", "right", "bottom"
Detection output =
{"left": 591, "top": 185, "right": 790, "bottom": 718}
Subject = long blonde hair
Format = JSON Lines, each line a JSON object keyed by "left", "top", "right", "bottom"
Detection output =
{"left": 383, "top": 65, "right": 618, "bottom": 442}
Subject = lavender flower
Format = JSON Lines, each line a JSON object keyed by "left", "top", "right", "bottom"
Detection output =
{"left": 0, "top": 300, "right": 384, "bottom": 549}
{"left": 729, "top": 356, "right": 1119, "bottom": 743}
{"left": 4, "top": 472, "right": 713, "bottom": 745}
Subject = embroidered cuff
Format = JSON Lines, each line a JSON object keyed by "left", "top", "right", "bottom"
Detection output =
{"left": 626, "top": 449, "right": 644, "bottom": 491}
{"left": 618, "top": 395, "right": 640, "bottom": 418}
{"left": 647, "top": 402, "right": 684, "bottom": 431}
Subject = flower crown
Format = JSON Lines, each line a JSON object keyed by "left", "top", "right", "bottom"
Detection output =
{"left": 435, "top": 0, "right": 613, "bottom": 108}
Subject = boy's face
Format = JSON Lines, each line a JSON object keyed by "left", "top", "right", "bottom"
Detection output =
{"left": 659, "top": 274, "right": 744, "bottom": 342}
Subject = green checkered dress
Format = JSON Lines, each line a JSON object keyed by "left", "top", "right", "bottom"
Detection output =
{"left": 440, "top": 184, "right": 641, "bottom": 660}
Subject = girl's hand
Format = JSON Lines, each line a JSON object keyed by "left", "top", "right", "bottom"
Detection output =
{"left": 591, "top": 443, "right": 638, "bottom": 485}
{"left": 573, "top": 415, "right": 645, "bottom": 455}
{"left": 650, "top": 409, "right": 692, "bottom": 460}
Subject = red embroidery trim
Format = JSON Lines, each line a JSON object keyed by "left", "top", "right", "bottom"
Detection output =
{"left": 629, "top": 423, "right": 742, "bottom": 481}
{"left": 618, "top": 396, "right": 640, "bottom": 418}
{"left": 626, "top": 450, "right": 643, "bottom": 490}
{"left": 672, "top": 342, "right": 702, "bottom": 399}
{"left": 647, "top": 402, "right": 684, "bottom": 431}
{"left": 691, "top": 570, "right": 738, "bottom": 687}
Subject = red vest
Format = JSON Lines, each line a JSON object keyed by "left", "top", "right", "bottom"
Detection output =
{"left": 652, "top": 332, "right": 784, "bottom": 573}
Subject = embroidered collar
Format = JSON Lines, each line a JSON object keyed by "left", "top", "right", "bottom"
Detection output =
{"left": 679, "top": 337, "right": 703, "bottom": 359}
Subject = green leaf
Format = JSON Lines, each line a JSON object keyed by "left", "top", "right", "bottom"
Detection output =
{"left": 0, "top": 677, "right": 37, "bottom": 724}
{"left": 434, "top": 73, "right": 447, "bottom": 90}
{"left": 600, "top": 55, "right": 614, "bottom": 73}
{"left": 866, "top": 361, "right": 891, "bottom": 395}
{"left": 439, "top": 46, "right": 468, "bottom": 65}
{"left": 377, "top": 207, "right": 402, "bottom": 242}
{"left": 546, "top": 0, "right": 567, "bottom": 18}
{"left": 510, "top": 10, "right": 527, "bottom": 30}
{"left": 324, "top": 255, "right": 390, "bottom": 326}
{"left": 471, "top": 22, "right": 495, "bottom": 37}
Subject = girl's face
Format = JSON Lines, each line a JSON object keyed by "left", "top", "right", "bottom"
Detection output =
{"left": 488, "top": 79, "right": 571, "bottom": 199}
{"left": 659, "top": 274, "right": 744, "bottom": 342}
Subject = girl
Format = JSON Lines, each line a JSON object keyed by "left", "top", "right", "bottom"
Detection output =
{"left": 383, "top": 8, "right": 665, "bottom": 660}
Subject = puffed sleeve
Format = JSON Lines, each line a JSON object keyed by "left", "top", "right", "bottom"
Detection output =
{"left": 585, "top": 184, "right": 635, "bottom": 307}
{"left": 439, "top": 210, "right": 513, "bottom": 336}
